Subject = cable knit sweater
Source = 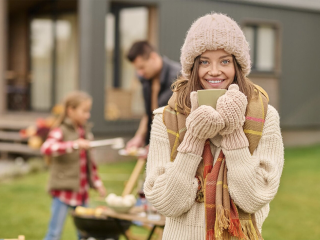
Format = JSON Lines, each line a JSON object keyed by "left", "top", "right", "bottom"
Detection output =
{"left": 144, "top": 105, "right": 284, "bottom": 240}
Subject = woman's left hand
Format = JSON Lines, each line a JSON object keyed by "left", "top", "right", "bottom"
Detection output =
{"left": 216, "top": 84, "right": 248, "bottom": 135}
{"left": 217, "top": 84, "right": 249, "bottom": 150}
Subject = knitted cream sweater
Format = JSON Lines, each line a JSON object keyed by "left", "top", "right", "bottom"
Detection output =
{"left": 144, "top": 105, "right": 284, "bottom": 240}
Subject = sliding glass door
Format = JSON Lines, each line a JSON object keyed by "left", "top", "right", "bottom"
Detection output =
{"left": 30, "top": 14, "right": 77, "bottom": 111}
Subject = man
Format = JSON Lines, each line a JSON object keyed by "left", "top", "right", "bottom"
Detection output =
{"left": 126, "top": 41, "right": 181, "bottom": 153}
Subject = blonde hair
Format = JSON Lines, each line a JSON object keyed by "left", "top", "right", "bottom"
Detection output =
{"left": 53, "top": 91, "right": 92, "bottom": 128}
{"left": 172, "top": 55, "right": 256, "bottom": 115}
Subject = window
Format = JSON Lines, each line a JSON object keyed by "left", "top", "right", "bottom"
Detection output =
{"left": 243, "top": 24, "right": 276, "bottom": 72}
{"left": 105, "top": 6, "right": 155, "bottom": 120}
{"left": 30, "top": 14, "right": 77, "bottom": 111}
{"left": 30, "top": 19, "right": 53, "bottom": 111}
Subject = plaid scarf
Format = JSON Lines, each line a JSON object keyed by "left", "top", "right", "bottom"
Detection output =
{"left": 163, "top": 85, "right": 268, "bottom": 240}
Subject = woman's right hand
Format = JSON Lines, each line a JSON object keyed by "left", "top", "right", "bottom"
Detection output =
{"left": 178, "top": 91, "right": 225, "bottom": 155}
{"left": 186, "top": 105, "right": 225, "bottom": 140}
{"left": 73, "top": 138, "right": 91, "bottom": 150}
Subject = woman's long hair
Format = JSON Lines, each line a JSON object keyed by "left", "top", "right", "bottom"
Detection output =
{"left": 52, "top": 91, "right": 92, "bottom": 128}
{"left": 172, "top": 55, "right": 256, "bottom": 115}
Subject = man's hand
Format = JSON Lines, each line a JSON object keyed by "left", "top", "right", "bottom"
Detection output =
{"left": 126, "top": 135, "right": 145, "bottom": 150}
{"left": 140, "top": 144, "right": 149, "bottom": 159}
{"left": 126, "top": 115, "right": 148, "bottom": 150}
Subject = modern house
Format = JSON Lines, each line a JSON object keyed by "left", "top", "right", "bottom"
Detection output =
{"left": 0, "top": 0, "right": 320, "bottom": 147}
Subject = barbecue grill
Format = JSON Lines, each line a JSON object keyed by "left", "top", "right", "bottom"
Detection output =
{"left": 72, "top": 212, "right": 131, "bottom": 240}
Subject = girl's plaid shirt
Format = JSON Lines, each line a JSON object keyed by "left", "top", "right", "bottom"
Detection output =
{"left": 41, "top": 127, "right": 102, "bottom": 206}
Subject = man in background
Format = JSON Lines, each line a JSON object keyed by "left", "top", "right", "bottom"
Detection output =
{"left": 125, "top": 41, "right": 181, "bottom": 154}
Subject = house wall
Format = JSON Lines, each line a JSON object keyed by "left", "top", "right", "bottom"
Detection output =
{"left": 3, "top": 0, "right": 319, "bottom": 146}
{"left": 92, "top": 0, "right": 320, "bottom": 146}
{"left": 82, "top": 0, "right": 320, "bottom": 139}
{"left": 157, "top": 0, "right": 320, "bottom": 129}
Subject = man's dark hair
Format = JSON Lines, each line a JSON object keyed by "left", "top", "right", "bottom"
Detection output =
{"left": 127, "top": 41, "right": 155, "bottom": 62}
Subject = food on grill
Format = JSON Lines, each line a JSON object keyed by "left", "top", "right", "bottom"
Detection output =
{"left": 75, "top": 206, "right": 106, "bottom": 217}
{"left": 106, "top": 193, "right": 136, "bottom": 207}
{"left": 75, "top": 206, "right": 95, "bottom": 216}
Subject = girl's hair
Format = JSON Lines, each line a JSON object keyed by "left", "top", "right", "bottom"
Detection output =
{"left": 53, "top": 91, "right": 92, "bottom": 128}
{"left": 172, "top": 55, "right": 256, "bottom": 115}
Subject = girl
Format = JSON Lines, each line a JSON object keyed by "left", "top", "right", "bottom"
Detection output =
{"left": 144, "top": 13, "right": 284, "bottom": 240}
{"left": 41, "top": 91, "right": 106, "bottom": 240}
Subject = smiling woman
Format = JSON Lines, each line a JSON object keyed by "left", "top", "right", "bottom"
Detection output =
{"left": 143, "top": 13, "right": 284, "bottom": 240}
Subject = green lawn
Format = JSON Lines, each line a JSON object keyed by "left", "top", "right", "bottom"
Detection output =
{"left": 262, "top": 144, "right": 320, "bottom": 239}
{"left": 0, "top": 145, "right": 320, "bottom": 240}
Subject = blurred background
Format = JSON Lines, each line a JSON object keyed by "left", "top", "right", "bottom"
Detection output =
{"left": 1, "top": 0, "right": 320, "bottom": 142}
{"left": 0, "top": 0, "right": 320, "bottom": 240}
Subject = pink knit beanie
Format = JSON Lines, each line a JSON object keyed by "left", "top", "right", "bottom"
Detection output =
{"left": 180, "top": 13, "right": 251, "bottom": 77}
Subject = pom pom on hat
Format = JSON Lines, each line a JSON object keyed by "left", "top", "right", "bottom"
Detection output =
{"left": 180, "top": 13, "right": 251, "bottom": 77}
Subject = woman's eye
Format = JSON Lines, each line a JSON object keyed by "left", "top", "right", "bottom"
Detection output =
{"left": 221, "top": 59, "right": 230, "bottom": 65}
{"left": 200, "top": 60, "right": 209, "bottom": 65}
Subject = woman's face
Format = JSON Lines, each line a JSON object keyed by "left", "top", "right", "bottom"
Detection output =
{"left": 198, "top": 49, "right": 235, "bottom": 89}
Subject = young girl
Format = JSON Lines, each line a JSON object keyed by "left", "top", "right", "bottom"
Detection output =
{"left": 144, "top": 13, "right": 284, "bottom": 240}
{"left": 41, "top": 91, "right": 106, "bottom": 240}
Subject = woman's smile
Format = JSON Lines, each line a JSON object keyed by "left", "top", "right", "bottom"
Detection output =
{"left": 205, "top": 78, "right": 225, "bottom": 87}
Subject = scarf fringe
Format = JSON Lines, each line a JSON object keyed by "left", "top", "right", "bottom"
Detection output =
{"left": 240, "top": 220, "right": 263, "bottom": 240}
{"left": 229, "top": 218, "right": 246, "bottom": 239}
{"left": 223, "top": 230, "right": 231, "bottom": 240}
{"left": 206, "top": 229, "right": 215, "bottom": 240}
{"left": 252, "top": 216, "right": 264, "bottom": 240}
{"left": 215, "top": 230, "right": 231, "bottom": 240}
{"left": 215, "top": 205, "right": 230, "bottom": 239}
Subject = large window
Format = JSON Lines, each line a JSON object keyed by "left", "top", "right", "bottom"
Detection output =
{"left": 30, "top": 19, "right": 53, "bottom": 111}
{"left": 30, "top": 14, "right": 77, "bottom": 111}
{"left": 105, "top": 6, "right": 154, "bottom": 120}
{"left": 243, "top": 24, "right": 277, "bottom": 72}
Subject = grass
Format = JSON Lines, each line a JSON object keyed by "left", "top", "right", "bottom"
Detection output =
{"left": 262, "top": 144, "right": 320, "bottom": 239}
{"left": 0, "top": 145, "right": 320, "bottom": 240}
{"left": 0, "top": 160, "right": 146, "bottom": 240}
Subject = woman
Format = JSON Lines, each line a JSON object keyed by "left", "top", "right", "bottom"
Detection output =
{"left": 144, "top": 13, "right": 284, "bottom": 240}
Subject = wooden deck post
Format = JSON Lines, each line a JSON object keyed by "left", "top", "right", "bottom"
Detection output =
{"left": 0, "top": 0, "right": 7, "bottom": 115}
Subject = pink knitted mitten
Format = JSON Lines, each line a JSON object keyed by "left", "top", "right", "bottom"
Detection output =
{"left": 216, "top": 84, "right": 248, "bottom": 135}
{"left": 216, "top": 84, "right": 249, "bottom": 150}
{"left": 178, "top": 91, "right": 225, "bottom": 155}
{"left": 220, "top": 128, "right": 249, "bottom": 150}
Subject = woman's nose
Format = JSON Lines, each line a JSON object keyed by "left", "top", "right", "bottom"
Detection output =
{"left": 208, "top": 64, "right": 221, "bottom": 76}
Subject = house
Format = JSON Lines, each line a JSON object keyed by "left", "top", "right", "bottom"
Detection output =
{"left": 0, "top": 0, "right": 319, "bottom": 147}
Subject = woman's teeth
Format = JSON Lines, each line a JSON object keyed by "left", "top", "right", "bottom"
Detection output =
{"left": 208, "top": 80, "right": 223, "bottom": 83}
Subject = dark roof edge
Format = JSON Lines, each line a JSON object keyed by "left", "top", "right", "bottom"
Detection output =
{"left": 211, "top": 0, "right": 320, "bottom": 14}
